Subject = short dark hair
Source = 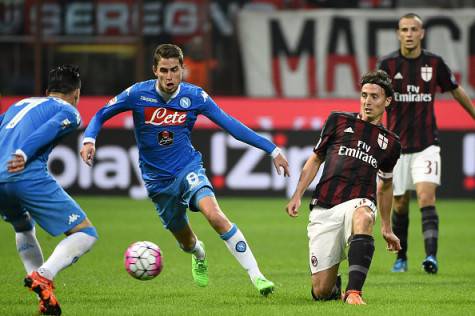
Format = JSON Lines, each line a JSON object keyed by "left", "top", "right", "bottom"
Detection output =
{"left": 47, "top": 65, "right": 81, "bottom": 94}
{"left": 361, "top": 70, "right": 393, "bottom": 98}
{"left": 153, "top": 44, "right": 184, "bottom": 67}
{"left": 399, "top": 13, "right": 424, "bottom": 28}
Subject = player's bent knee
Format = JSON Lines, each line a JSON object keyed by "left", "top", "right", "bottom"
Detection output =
{"left": 312, "top": 285, "right": 335, "bottom": 300}
{"left": 10, "top": 213, "right": 34, "bottom": 232}
{"left": 77, "top": 226, "right": 98, "bottom": 239}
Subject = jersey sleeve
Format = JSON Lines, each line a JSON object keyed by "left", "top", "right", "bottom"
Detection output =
{"left": 376, "top": 58, "right": 387, "bottom": 72}
{"left": 437, "top": 57, "right": 458, "bottom": 93}
{"left": 313, "top": 112, "right": 337, "bottom": 160}
{"left": 83, "top": 85, "right": 136, "bottom": 143}
{"left": 378, "top": 136, "right": 401, "bottom": 177}
{"left": 0, "top": 112, "right": 4, "bottom": 125}
{"left": 200, "top": 91, "right": 276, "bottom": 154}
{"left": 18, "top": 106, "right": 81, "bottom": 161}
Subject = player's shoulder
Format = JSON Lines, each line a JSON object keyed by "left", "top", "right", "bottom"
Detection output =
{"left": 131, "top": 79, "right": 155, "bottom": 94}
{"left": 377, "top": 124, "right": 400, "bottom": 141}
{"left": 379, "top": 50, "right": 400, "bottom": 63}
{"left": 421, "top": 49, "right": 444, "bottom": 60}
{"left": 329, "top": 111, "right": 357, "bottom": 121}
{"left": 179, "top": 82, "right": 210, "bottom": 104}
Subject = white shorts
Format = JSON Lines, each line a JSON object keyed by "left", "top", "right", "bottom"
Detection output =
{"left": 307, "top": 198, "right": 377, "bottom": 274}
{"left": 392, "top": 145, "right": 441, "bottom": 196}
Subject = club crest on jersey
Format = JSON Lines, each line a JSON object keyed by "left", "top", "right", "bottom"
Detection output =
{"left": 144, "top": 107, "right": 187, "bottom": 126}
{"left": 179, "top": 97, "right": 191, "bottom": 109}
{"left": 158, "top": 130, "right": 174, "bottom": 146}
{"left": 378, "top": 133, "right": 388, "bottom": 150}
{"left": 421, "top": 66, "right": 432, "bottom": 82}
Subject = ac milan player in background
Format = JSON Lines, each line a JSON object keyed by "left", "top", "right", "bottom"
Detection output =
{"left": 286, "top": 70, "right": 401, "bottom": 305}
{"left": 378, "top": 13, "right": 475, "bottom": 274}
{"left": 80, "top": 44, "right": 290, "bottom": 296}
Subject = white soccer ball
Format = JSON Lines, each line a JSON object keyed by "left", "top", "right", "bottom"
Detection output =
{"left": 124, "top": 241, "right": 163, "bottom": 280}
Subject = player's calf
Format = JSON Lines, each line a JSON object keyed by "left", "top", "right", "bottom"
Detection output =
{"left": 311, "top": 275, "right": 342, "bottom": 301}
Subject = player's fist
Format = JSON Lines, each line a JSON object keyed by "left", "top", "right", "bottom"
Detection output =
{"left": 286, "top": 198, "right": 301, "bottom": 217}
{"left": 80, "top": 142, "right": 96, "bottom": 166}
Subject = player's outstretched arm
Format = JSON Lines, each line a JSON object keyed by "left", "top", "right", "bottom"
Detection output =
{"left": 286, "top": 153, "right": 322, "bottom": 217}
{"left": 450, "top": 86, "right": 475, "bottom": 120}
{"left": 377, "top": 177, "right": 401, "bottom": 252}
{"left": 80, "top": 142, "right": 96, "bottom": 166}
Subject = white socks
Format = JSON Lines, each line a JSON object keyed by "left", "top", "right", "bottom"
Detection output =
{"left": 16, "top": 228, "right": 44, "bottom": 274}
{"left": 191, "top": 240, "right": 206, "bottom": 260}
{"left": 221, "top": 225, "right": 264, "bottom": 282}
{"left": 37, "top": 232, "right": 97, "bottom": 280}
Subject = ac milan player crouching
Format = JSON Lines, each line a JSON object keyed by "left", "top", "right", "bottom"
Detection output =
{"left": 286, "top": 70, "right": 402, "bottom": 305}
{"left": 378, "top": 13, "right": 475, "bottom": 274}
{"left": 80, "top": 44, "right": 290, "bottom": 296}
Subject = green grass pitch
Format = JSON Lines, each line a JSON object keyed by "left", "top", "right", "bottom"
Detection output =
{"left": 0, "top": 197, "right": 474, "bottom": 315}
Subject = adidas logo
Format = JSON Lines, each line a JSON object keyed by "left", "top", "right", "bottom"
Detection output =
{"left": 394, "top": 72, "right": 403, "bottom": 79}
{"left": 344, "top": 127, "right": 354, "bottom": 133}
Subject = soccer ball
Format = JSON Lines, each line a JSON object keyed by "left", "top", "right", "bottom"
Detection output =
{"left": 124, "top": 241, "right": 163, "bottom": 280}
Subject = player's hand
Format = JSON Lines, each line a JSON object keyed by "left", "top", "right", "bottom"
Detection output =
{"left": 80, "top": 142, "right": 96, "bottom": 166}
{"left": 382, "top": 227, "right": 401, "bottom": 252}
{"left": 273, "top": 153, "right": 290, "bottom": 177}
{"left": 286, "top": 198, "right": 300, "bottom": 217}
{"left": 7, "top": 154, "right": 25, "bottom": 173}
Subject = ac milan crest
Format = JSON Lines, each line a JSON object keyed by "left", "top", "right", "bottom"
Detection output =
{"left": 377, "top": 133, "right": 388, "bottom": 150}
{"left": 421, "top": 66, "right": 432, "bottom": 82}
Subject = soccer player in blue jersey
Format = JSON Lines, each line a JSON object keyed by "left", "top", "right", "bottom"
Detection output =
{"left": 0, "top": 65, "right": 98, "bottom": 315}
{"left": 80, "top": 44, "right": 290, "bottom": 296}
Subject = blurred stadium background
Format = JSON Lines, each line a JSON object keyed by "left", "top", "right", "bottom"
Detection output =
{"left": 1, "top": 0, "right": 474, "bottom": 200}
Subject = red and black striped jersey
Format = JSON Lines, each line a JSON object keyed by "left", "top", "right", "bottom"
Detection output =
{"left": 378, "top": 50, "right": 458, "bottom": 153}
{"left": 311, "top": 112, "right": 401, "bottom": 209}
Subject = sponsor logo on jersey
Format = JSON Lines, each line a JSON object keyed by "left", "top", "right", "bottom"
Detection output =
{"left": 344, "top": 127, "right": 354, "bottom": 133}
{"left": 179, "top": 97, "right": 191, "bottom": 108}
{"left": 377, "top": 133, "right": 388, "bottom": 150}
{"left": 394, "top": 84, "right": 432, "bottom": 102}
{"left": 144, "top": 107, "right": 187, "bottom": 126}
{"left": 140, "top": 96, "right": 158, "bottom": 103}
{"left": 158, "top": 130, "right": 174, "bottom": 146}
{"left": 338, "top": 140, "right": 378, "bottom": 168}
{"left": 421, "top": 65, "right": 432, "bottom": 82}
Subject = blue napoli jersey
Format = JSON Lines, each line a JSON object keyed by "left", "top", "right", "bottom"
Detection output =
{"left": 0, "top": 97, "right": 81, "bottom": 182}
{"left": 84, "top": 81, "right": 276, "bottom": 182}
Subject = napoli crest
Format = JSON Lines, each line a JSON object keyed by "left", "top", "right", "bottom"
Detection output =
{"left": 180, "top": 97, "right": 191, "bottom": 109}
{"left": 421, "top": 65, "right": 432, "bottom": 82}
{"left": 235, "top": 241, "right": 247, "bottom": 253}
{"left": 378, "top": 133, "right": 388, "bottom": 150}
